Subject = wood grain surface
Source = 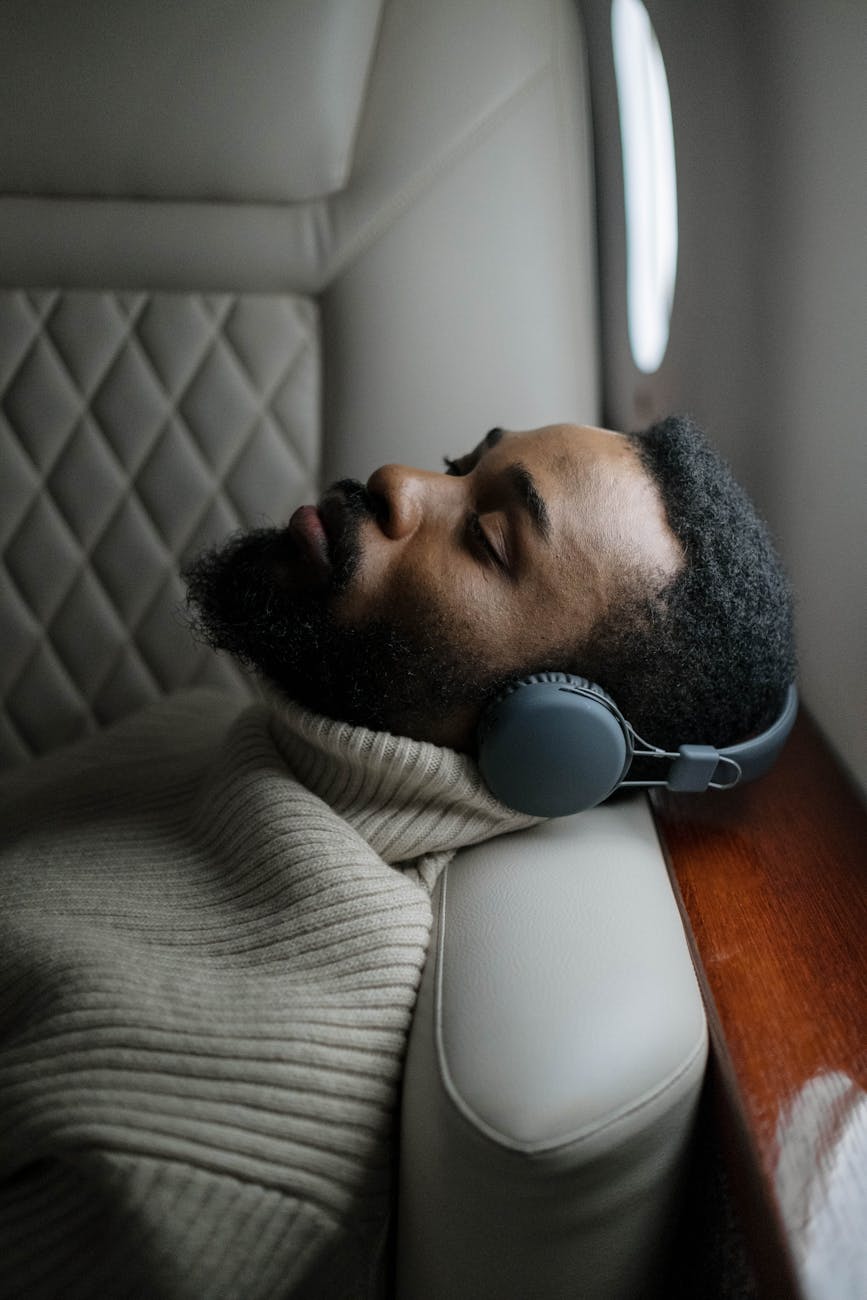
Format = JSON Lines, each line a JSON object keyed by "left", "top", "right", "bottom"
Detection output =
{"left": 652, "top": 709, "right": 867, "bottom": 1299}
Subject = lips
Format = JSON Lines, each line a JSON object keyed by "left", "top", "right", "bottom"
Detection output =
{"left": 290, "top": 482, "right": 370, "bottom": 589}
{"left": 288, "top": 504, "right": 331, "bottom": 575}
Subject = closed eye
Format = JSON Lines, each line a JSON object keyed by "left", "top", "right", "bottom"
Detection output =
{"left": 469, "top": 512, "right": 507, "bottom": 571}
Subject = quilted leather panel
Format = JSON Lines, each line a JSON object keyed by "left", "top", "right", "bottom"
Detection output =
{"left": 1, "top": 290, "right": 320, "bottom": 767}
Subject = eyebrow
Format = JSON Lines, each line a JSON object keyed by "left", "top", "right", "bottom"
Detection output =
{"left": 456, "top": 428, "right": 552, "bottom": 543}
{"left": 506, "top": 460, "right": 551, "bottom": 542}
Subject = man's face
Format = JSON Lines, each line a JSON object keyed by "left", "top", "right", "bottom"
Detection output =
{"left": 185, "top": 424, "right": 682, "bottom": 749}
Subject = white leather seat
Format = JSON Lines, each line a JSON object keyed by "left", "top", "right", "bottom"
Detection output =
{"left": 399, "top": 800, "right": 706, "bottom": 1298}
{"left": 0, "top": 1, "right": 707, "bottom": 1294}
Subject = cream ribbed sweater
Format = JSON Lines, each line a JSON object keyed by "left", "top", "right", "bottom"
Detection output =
{"left": 0, "top": 689, "right": 536, "bottom": 1299}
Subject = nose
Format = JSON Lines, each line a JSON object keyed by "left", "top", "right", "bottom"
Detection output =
{"left": 365, "top": 463, "right": 459, "bottom": 541}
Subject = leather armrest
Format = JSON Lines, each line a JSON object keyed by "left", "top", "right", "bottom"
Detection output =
{"left": 397, "top": 795, "right": 707, "bottom": 1300}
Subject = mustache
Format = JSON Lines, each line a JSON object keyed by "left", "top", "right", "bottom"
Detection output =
{"left": 320, "top": 478, "right": 381, "bottom": 589}
{"left": 326, "top": 478, "right": 379, "bottom": 521}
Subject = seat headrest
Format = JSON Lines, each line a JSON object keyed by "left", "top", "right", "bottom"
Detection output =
{"left": 0, "top": 0, "right": 384, "bottom": 204}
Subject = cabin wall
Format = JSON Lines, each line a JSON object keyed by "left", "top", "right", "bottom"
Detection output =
{"left": 609, "top": 0, "right": 866, "bottom": 799}
{"left": 747, "top": 0, "right": 867, "bottom": 800}
{"left": 639, "top": 1, "right": 766, "bottom": 485}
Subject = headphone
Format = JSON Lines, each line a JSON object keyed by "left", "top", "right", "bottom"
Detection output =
{"left": 477, "top": 674, "right": 799, "bottom": 818}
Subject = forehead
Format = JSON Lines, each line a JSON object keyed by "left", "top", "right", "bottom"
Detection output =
{"left": 491, "top": 422, "right": 681, "bottom": 575}
{"left": 491, "top": 422, "right": 649, "bottom": 514}
{"left": 498, "top": 422, "right": 635, "bottom": 476}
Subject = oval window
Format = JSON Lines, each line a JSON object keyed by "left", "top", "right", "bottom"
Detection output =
{"left": 611, "top": 0, "right": 678, "bottom": 374}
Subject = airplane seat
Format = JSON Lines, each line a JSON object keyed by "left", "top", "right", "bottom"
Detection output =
{"left": 0, "top": 1, "right": 707, "bottom": 1295}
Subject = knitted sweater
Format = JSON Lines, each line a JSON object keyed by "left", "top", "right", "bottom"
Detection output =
{"left": 0, "top": 688, "right": 536, "bottom": 1299}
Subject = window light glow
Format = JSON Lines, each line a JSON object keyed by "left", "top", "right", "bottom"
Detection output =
{"left": 611, "top": 0, "right": 678, "bottom": 374}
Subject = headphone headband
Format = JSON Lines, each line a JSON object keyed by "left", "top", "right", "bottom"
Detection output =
{"left": 477, "top": 675, "right": 798, "bottom": 818}
{"left": 712, "top": 682, "right": 798, "bottom": 782}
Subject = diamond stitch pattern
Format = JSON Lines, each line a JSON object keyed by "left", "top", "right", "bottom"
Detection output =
{"left": 0, "top": 424, "right": 40, "bottom": 550}
{"left": 1, "top": 288, "right": 321, "bottom": 767}
{"left": 0, "top": 292, "right": 42, "bottom": 386}
{"left": 46, "top": 292, "right": 133, "bottom": 395}
{"left": 92, "top": 342, "right": 172, "bottom": 472}
{"left": 4, "top": 337, "right": 83, "bottom": 469}
{"left": 47, "top": 416, "right": 127, "bottom": 548}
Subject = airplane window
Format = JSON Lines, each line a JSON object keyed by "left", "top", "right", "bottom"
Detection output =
{"left": 611, "top": 0, "right": 678, "bottom": 374}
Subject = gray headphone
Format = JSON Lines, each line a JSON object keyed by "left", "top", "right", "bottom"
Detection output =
{"left": 477, "top": 674, "right": 799, "bottom": 818}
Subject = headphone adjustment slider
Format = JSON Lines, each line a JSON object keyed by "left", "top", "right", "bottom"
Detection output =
{"left": 669, "top": 745, "right": 741, "bottom": 793}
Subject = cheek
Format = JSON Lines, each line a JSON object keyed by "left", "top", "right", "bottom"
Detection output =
{"left": 336, "top": 547, "right": 515, "bottom": 666}
{"left": 390, "top": 562, "right": 500, "bottom": 650}
{"left": 507, "top": 556, "right": 600, "bottom": 670}
{"left": 549, "top": 535, "right": 610, "bottom": 632}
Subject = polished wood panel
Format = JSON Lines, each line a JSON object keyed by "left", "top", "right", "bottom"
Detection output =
{"left": 652, "top": 710, "right": 867, "bottom": 1300}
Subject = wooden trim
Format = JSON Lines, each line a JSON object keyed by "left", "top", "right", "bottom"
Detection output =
{"left": 651, "top": 710, "right": 867, "bottom": 1300}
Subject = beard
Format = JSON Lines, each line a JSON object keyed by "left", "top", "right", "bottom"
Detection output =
{"left": 182, "top": 480, "right": 507, "bottom": 744}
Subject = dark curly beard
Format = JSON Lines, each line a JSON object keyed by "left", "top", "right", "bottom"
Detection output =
{"left": 181, "top": 486, "right": 507, "bottom": 743}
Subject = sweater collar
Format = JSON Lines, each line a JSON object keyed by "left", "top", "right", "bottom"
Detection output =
{"left": 265, "top": 692, "right": 539, "bottom": 865}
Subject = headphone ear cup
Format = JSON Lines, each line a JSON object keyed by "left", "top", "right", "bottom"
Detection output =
{"left": 477, "top": 673, "right": 633, "bottom": 817}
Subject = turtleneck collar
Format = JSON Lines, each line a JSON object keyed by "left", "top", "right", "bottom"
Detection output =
{"left": 264, "top": 690, "right": 540, "bottom": 866}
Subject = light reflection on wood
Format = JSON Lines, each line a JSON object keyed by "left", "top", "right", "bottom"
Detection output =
{"left": 774, "top": 1072, "right": 867, "bottom": 1298}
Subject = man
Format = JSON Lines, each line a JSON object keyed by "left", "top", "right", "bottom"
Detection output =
{"left": 185, "top": 415, "right": 795, "bottom": 755}
{"left": 0, "top": 416, "right": 794, "bottom": 1297}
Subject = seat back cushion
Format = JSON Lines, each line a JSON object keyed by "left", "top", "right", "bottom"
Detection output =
{"left": 0, "top": 0, "right": 387, "bottom": 765}
{"left": 1, "top": 289, "right": 319, "bottom": 766}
